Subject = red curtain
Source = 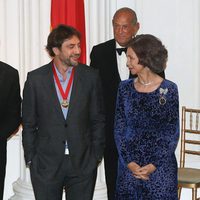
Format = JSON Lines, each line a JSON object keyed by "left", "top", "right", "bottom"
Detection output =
{"left": 51, "top": 0, "right": 86, "bottom": 64}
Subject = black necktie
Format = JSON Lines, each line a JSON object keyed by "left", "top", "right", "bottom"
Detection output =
{"left": 116, "top": 48, "right": 127, "bottom": 55}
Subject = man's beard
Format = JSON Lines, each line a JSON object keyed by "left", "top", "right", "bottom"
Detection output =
{"left": 62, "top": 55, "right": 80, "bottom": 67}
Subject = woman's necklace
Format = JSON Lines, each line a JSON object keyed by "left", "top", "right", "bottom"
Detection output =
{"left": 136, "top": 77, "right": 153, "bottom": 86}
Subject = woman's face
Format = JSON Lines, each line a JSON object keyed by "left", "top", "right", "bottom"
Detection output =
{"left": 126, "top": 47, "right": 144, "bottom": 75}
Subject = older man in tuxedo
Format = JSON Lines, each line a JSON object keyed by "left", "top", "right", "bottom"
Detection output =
{"left": 22, "top": 25, "right": 105, "bottom": 200}
{"left": 0, "top": 61, "right": 21, "bottom": 200}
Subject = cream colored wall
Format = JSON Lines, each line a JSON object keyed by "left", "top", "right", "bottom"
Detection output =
{"left": 0, "top": 0, "right": 199, "bottom": 199}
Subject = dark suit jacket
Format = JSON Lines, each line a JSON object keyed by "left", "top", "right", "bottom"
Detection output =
{"left": 22, "top": 61, "right": 105, "bottom": 179}
{"left": 0, "top": 61, "right": 21, "bottom": 139}
{"left": 90, "top": 39, "right": 124, "bottom": 152}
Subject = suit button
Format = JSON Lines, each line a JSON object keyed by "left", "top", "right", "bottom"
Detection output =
{"left": 64, "top": 123, "right": 68, "bottom": 127}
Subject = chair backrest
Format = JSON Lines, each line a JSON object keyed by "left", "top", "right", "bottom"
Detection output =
{"left": 180, "top": 106, "right": 200, "bottom": 168}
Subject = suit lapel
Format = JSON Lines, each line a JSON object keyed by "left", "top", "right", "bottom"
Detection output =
{"left": 66, "top": 65, "right": 80, "bottom": 120}
{"left": 109, "top": 40, "right": 121, "bottom": 82}
{"left": 42, "top": 62, "right": 66, "bottom": 122}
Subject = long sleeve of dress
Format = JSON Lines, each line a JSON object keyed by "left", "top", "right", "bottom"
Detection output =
{"left": 150, "top": 84, "right": 179, "bottom": 167}
{"left": 114, "top": 82, "right": 132, "bottom": 166}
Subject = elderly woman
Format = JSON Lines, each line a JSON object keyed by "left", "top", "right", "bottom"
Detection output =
{"left": 114, "top": 34, "right": 179, "bottom": 200}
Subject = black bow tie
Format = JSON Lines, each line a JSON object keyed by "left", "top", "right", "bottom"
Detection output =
{"left": 116, "top": 48, "right": 127, "bottom": 55}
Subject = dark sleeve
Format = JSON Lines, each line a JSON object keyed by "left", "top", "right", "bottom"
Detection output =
{"left": 22, "top": 73, "right": 37, "bottom": 164}
{"left": 114, "top": 83, "right": 132, "bottom": 166}
{"left": 89, "top": 70, "right": 105, "bottom": 161}
{"left": 150, "top": 84, "right": 179, "bottom": 167}
{"left": 0, "top": 70, "right": 21, "bottom": 139}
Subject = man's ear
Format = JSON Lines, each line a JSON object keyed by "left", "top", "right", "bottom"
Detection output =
{"left": 52, "top": 47, "right": 59, "bottom": 56}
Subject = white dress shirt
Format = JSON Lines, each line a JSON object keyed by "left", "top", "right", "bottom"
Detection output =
{"left": 116, "top": 42, "right": 130, "bottom": 81}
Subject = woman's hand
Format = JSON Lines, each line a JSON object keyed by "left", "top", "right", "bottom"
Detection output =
{"left": 127, "top": 162, "right": 141, "bottom": 173}
{"left": 127, "top": 162, "right": 156, "bottom": 180}
{"left": 134, "top": 164, "right": 156, "bottom": 180}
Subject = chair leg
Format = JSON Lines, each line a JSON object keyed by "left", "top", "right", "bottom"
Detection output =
{"left": 192, "top": 188, "right": 197, "bottom": 200}
{"left": 178, "top": 187, "right": 182, "bottom": 200}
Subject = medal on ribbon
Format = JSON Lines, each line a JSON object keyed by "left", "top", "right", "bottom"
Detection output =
{"left": 61, "top": 99, "right": 69, "bottom": 108}
{"left": 52, "top": 64, "right": 75, "bottom": 108}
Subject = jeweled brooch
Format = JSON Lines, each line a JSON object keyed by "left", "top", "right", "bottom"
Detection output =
{"left": 159, "top": 88, "right": 168, "bottom": 105}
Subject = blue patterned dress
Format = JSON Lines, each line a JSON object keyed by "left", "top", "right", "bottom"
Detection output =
{"left": 114, "top": 79, "right": 179, "bottom": 200}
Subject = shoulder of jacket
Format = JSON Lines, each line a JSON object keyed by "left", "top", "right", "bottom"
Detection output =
{"left": 28, "top": 62, "right": 52, "bottom": 76}
{"left": 0, "top": 61, "right": 18, "bottom": 74}
{"left": 93, "top": 39, "right": 115, "bottom": 49}
{"left": 77, "top": 63, "right": 97, "bottom": 73}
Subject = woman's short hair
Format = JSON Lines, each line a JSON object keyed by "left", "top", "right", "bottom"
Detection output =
{"left": 127, "top": 34, "right": 168, "bottom": 73}
{"left": 46, "top": 24, "right": 81, "bottom": 57}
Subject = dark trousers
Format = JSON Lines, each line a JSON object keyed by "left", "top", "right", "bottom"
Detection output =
{"left": 104, "top": 146, "right": 118, "bottom": 200}
{"left": 30, "top": 156, "right": 97, "bottom": 200}
{"left": 0, "top": 139, "right": 7, "bottom": 200}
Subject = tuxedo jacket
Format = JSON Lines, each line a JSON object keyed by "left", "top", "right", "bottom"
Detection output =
{"left": 90, "top": 39, "right": 165, "bottom": 151}
{"left": 22, "top": 61, "right": 105, "bottom": 179}
{"left": 90, "top": 39, "right": 128, "bottom": 151}
{"left": 0, "top": 61, "right": 21, "bottom": 139}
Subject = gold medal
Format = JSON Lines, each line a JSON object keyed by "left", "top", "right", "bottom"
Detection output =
{"left": 52, "top": 64, "right": 75, "bottom": 109}
{"left": 61, "top": 100, "right": 69, "bottom": 108}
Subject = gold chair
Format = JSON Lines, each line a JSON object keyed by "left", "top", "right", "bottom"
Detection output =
{"left": 178, "top": 106, "right": 200, "bottom": 200}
